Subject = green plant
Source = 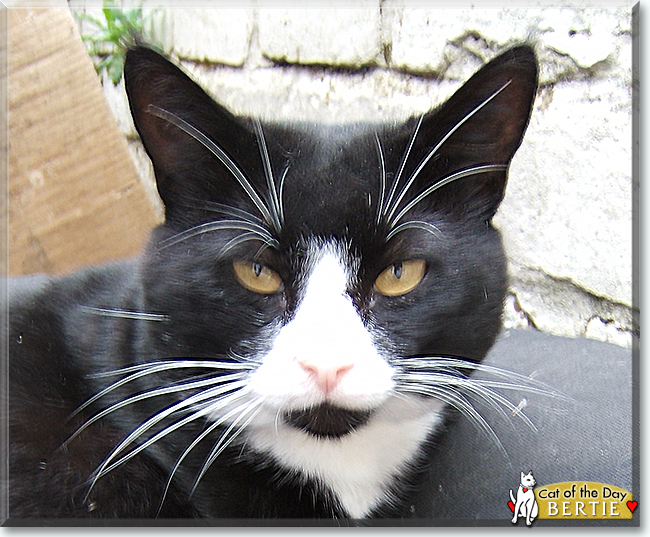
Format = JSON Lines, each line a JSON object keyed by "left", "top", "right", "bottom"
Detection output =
{"left": 75, "top": 1, "right": 146, "bottom": 85}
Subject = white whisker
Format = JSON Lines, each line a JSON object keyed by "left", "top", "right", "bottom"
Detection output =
{"left": 393, "top": 354, "right": 569, "bottom": 455}
{"left": 92, "top": 392, "right": 250, "bottom": 491}
{"left": 385, "top": 220, "right": 442, "bottom": 242}
{"left": 184, "top": 200, "right": 266, "bottom": 227}
{"left": 64, "top": 373, "right": 248, "bottom": 448}
{"left": 190, "top": 400, "right": 263, "bottom": 496}
{"left": 253, "top": 120, "right": 283, "bottom": 232}
{"left": 217, "top": 232, "right": 269, "bottom": 259}
{"left": 80, "top": 306, "right": 170, "bottom": 322}
{"left": 85, "top": 385, "right": 248, "bottom": 496}
{"left": 278, "top": 163, "right": 290, "bottom": 226}
{"left": 398, "top": 356, "right": 563, "bottom": 398}
{"left": 389, "top": 164, "right": 508, "bottom": 229}
{"left": 87, "top": 359, "right": 253, "bottom": 380}
{"left": 158, "top": 220, "right": 278, "bottom": 251}
{"left": 398, "top": 383, "right": 507, "bottom": 456}
{"left": 155, "top": 401, "right": 248, "bottom": 516}
{"left": 382, "top": 115, "right": 423, "bottom": 219}
{"left": 76, "top": 360, "right": 252, "bottom": 420}
{"left": 373, "top": 132, "right": 387, "bottom": 227}
{"left": 398, "top": 373, "right": 537, "bottom": 432}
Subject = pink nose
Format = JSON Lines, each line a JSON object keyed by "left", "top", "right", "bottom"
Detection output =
{"left": 297, "top": 359, "right": 354, "bottom": 395}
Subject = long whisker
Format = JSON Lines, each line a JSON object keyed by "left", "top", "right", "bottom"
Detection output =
{"left": 91, "top": 391, "right": 249, "bottom": 491}
{"left": 278, "top": 163, "right": 290, "bottom": 226}
{"left": 64, "top": 373, "right": 248, "bottom": 448}
{"left": 385, "top": 220, "right": 443, "bottom": 242}
{"left": 388, "top": 164, "right": 508, "bottom": 229}
{"left": 156, "top": 408, "right": 232, "bottom": 516}
{"left": 374, "top": 132, "right": 387, "bottom": 227}
{"left": 190, "top": 400, "right": 263, "bottom": 496}
{"left": 74, "top": 360, "right": 253, "bottom": 419}
{"left": 382, "top": 115, "right": 423, "bottom": 219}
{"left": 385, "top": 79, "right": 513, "bottom": 224}
{"left": 157, "top": 398, "right": 263, "bottom": 515}
{"left": 396, "top": 373, "right": 536, "bottom": 432}
{"left": 397, "top": 383, "right": 507, "bottom": 456}
{"left": 253, "top": 120, "right": 283, "bottom": 232}
{"left": 394, "top": 355, "right": 568, "bottom": 454}
{"left": 179, "top": 200, "right": 266, "bottom": 227}
{"left": 85, "top": 383, "right": 248, "bottom": 496}
{"left": 80, "top": 306, "right": 170, "bottom": 323}
{"left": 87, "top": 358, "right": 253, "bottom": 380}
{"left": 398, "top": 357, "right": 563, "bottom": 398}
{"left": 217, "top": 231, "right": 269, "bottom": 259}
{"left": 157, "top": 220, "right": 278, "bottom": 251}
{"left": 146, "top": 105, "right": 275, "bottom": 229}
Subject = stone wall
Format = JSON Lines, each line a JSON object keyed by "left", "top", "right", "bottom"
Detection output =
{"left": 71, "top": 2, "right": 638, "bottom": 347}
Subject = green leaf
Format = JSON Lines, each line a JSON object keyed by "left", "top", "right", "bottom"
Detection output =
{"left": 77, "top": 0, "right": 149, "bottom": 85}
{"left": 107, "top": 54, "right": 125, "bottom": 85}
{"left": 102, "top": 7, "right": 117, "bottom": 27}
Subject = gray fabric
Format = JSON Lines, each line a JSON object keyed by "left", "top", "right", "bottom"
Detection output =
{"left": 413, "top": 328, "right": 636, "bottom": 523}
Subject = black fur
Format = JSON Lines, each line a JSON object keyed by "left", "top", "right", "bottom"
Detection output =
{"left": 9, "top": 45, "right": 537, "bottom": 519}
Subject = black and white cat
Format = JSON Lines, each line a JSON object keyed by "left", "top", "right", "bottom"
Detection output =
{"left": 8, "top": 45, "right": 538, "bottom": 519}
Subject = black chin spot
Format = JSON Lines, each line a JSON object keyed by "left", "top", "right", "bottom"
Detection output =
{"left": 284, "top": 403, "right": 372, "bottom": 439}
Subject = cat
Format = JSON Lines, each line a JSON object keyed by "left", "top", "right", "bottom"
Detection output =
{"left": 8, "top": 44, "right": 538, "bottom": 520}
{"left": 510, "top": 471, "right": 539, "bottom": 525}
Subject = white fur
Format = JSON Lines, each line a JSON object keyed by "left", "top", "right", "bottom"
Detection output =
{"left": 242, "top": 243, "right": 444, "bottom": 517}
{"left": 248, "top": 399, "right": 443, "bottom": 518}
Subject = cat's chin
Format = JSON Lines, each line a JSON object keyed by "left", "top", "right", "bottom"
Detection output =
{"left": 284, "top": 403, "right": 373, "bottom": 439}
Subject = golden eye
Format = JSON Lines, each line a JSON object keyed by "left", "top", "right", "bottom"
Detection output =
{"left": 233, "top": 260, "right": 283, "bottom": 294}
{"left": 374, "top": 259, "right": 426, "bottom": 297}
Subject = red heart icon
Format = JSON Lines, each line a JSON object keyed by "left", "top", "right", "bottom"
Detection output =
{"left": 627, "top": 501, "right": 638, "bottom": 513}
{"left": 508, "top": 500, "right": 515, "bottom": 513}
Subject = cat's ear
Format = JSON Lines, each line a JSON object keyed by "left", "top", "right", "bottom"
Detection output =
{"left": 406, "top": 45, "right": 538, "bottom": 222}
{"left": 124, "top": 46, "right": 255, "bottom": 219}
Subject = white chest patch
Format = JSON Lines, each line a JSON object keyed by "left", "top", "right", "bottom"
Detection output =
{"left": 241, "top": 243, "right": 445, "bottom": 517}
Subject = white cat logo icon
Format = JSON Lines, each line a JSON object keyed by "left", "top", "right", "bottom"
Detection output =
{"left": 509, "top": 471, "right": 539, "bottom": 525}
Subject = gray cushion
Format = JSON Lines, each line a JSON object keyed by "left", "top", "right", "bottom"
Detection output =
{"left": 412, "top": 328, "right": 636, "bottom": 524}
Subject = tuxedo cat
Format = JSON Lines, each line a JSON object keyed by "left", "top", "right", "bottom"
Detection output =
{"left": 8, "top": 45, "right": 537, "bottom": 519}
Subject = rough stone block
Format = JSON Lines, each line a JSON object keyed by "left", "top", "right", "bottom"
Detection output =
{"left": 494, "top": 77, "right": 632, "bottom": 308}
{"left": 384, "top": 5, "right": 632, "bottom": 83}
{"left": 258, "top": 5, "right": 381, "bottom": 66}
{"left": 145, "top": 5, "right": 254, "bottom": 65}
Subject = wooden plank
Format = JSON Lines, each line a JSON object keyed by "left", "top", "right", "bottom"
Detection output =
{"left": 7, "top": 5, "right": 161, "bottom": 275}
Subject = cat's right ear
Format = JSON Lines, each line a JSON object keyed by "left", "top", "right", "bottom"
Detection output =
{"left": 124, "top": 47, "right": 254, "bottom": 219}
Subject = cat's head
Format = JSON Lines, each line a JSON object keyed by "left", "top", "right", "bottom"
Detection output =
{"left": 123, "top": 45, "right": 537, "bottom": 449}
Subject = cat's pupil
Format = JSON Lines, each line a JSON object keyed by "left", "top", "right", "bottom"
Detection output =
{"left": 393, "top": 263, "right": 403, "bottom": 280}
{"left": 253, "top": 262, "right": 263, "bottom": 277}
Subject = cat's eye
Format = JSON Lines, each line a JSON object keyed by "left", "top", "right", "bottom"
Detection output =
{"left": 233, "top": 260, "right": 283, "bottom": 294}
{"left": 374, "top": 259, "right": 426, "bottom": 297}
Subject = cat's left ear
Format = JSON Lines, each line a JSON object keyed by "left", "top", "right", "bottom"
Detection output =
{"left": 406, "top": 45, "right": 538, "bottom": 222}
{"left": 123, "top": 46, "right": 257, "bottom": 221}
